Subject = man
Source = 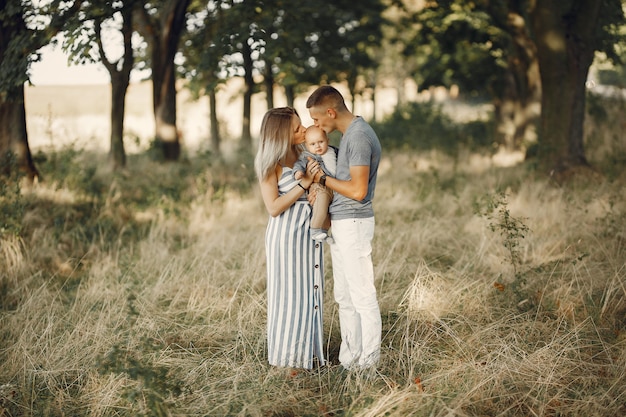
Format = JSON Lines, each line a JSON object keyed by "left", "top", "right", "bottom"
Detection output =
{"left": 306, "top": 85, "right": 382, "bottom": 370}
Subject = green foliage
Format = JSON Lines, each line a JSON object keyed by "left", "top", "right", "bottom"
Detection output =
{"left": 1, "top": 0, "right": 84, "bottom": 91}
{"left": 474, "top": 191, "right": 529, "bottom": 279}
{"left": 39, "top": 147, "right": 107, "bottom": 197}
{"left": 584, "top": 92, "right": 626, "bottom": 179}
{"left": 586, "top": 91, "right": 610, "bottom": 123}
{"left": 596, "top": 34, "right": 626, "bottom": 88}
{"left": 592, "top": 0, "right": 626, "bottom": 64}
{"left": 60, "top": 0, "right": 135, "bottom": 67}
{"left": 0, "top": 1, "right": 32, "bottom": 91}
{"left": 371, "top": 101, "right": 494, "bottom": 155}
{"left": 184, "top": 0, "right": 386, "bottom": 97}
{"left": 597, "top": 68, "right": 626, "bottom": 87}
{"left": 402, "top": 0, "right": 510, "bottom": 97}
{"left": 402, "top": 0, "right": 625, "bottom": 99}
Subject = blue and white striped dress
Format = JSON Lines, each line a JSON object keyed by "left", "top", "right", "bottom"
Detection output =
{"left": 265, "top": 166, "right": 326, "bottom": 369}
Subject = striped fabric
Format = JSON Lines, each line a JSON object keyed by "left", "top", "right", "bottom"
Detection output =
{"left": 265, "top": 166, "right": 325, "bottom": 369}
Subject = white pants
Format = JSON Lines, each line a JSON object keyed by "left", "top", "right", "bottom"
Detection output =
{"left": 329, "top": 217, "right": 381, "bottom": 369}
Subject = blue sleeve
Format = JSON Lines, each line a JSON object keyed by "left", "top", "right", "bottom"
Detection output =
{"left": 293, "top": 156, "right": 307, "bottom": 173}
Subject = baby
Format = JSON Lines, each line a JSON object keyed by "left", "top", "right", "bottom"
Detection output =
{"left": 293, "top": 126, "right": 337, "bottom": 242}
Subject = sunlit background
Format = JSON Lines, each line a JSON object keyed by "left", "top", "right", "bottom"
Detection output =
{"left": 30, "top": 44, "right": 110, "bottom": 85}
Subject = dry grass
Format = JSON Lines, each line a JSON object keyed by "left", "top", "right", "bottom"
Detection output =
{"left": 1, "top": 142, "right": 625, "bottom": 416}
{"left": 3, "top": 87, "right": 626, "bottom": 415}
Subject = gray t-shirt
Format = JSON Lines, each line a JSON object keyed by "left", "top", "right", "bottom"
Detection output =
{"left": 329, "top": 117, "right": 382, "bottom": 220}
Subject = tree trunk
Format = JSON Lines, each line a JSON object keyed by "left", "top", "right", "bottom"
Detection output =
{"left": 0, "top": 4, "right": 37, "bottom": 182}
{"left": 98, "top": 5, "right": 133, "bottom": 170}
{"left": 530, "top": 0, "right": 600, "bottom": 173}
{"left": 109, "top": 73, "right": 129, "bottom": 169}
{"left": 141, "top": 0, "right": 191, "bottom": 161}
{"left": 285, "top": 85, "right": 295, "bottom": 108}
{"left": 396, "top": 76, "right": 406, "bottom": 107}
{"left": 0, "top": 84, "right": 38, "bottom": 182}
{"left": 496, "top": 10, "right": 542, "bottom": 151}
{"left": 241, "top": 40, "right": 253, "bottom": 147}
{"left": 264, "top": 61, "right": 274, "bottom": 110}
{"left": 369, "top": 74, "right": 377, "bottom": 123}
{"left": 154, "top": 65, "right": 180, "bottom": 160}
{"left": 346, "top": 74, "right": 356, "bottom": 113}
{"left": 209, "top": 88, "right": 221, "bottom": 155}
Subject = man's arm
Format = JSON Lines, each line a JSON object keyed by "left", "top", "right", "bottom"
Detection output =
{"left": 319, "top": 165, "right": 369, "bottom": 202}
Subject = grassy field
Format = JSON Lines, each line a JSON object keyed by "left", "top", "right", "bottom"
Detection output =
{"left": 1, "top": 93, "right": 626, "bottom": 416}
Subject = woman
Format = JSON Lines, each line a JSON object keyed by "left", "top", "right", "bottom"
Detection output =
{"left": 254, "top": 107, "right": 326, "bottom": 369}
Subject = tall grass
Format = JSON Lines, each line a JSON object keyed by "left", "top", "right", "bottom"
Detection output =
{"left": 1, "top": 101, "right": 625, "bottom": 416}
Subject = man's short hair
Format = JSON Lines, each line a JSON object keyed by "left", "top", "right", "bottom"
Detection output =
{"left": 306, "top": 85, "right": 346, "bottom": 111}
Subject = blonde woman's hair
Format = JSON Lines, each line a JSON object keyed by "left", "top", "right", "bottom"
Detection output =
{"left": 255, "top": 107, "right": 299, "bottom": 180}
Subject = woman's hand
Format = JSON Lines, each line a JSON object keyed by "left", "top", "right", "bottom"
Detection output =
{"left": 308, "top": 159, "right": 321, "bottom": 178}
{"left": 300, "top": 159, "right": 319, "bottom": 189}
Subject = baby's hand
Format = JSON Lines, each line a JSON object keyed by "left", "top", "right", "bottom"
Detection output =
{"left": 294, "top": 170, "right": 304, "bottom": 180}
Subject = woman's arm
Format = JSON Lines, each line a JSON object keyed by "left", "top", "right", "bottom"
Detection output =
{"left": 260, "top": 163, "right": 315, "bottom": 217}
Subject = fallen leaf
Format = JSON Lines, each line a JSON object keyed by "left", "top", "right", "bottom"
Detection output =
{"left": 414, "top": 377, "right": 424, "bottom": 392}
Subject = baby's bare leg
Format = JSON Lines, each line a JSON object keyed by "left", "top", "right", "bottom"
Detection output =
{"left": 310, "top": 184, "right": 333, "bottom": 229}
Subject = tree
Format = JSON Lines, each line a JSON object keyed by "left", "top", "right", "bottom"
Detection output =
{"left": 0, "top": 2, "right": 35, "bottom": 181}
{"left": 378, "top": 1, "right": 421, "bottom": 108}
{"left": 136, "top": 0, "right": 192, "bottom": 161}
{"left": 254, "top": 0, "right": 308, "bottom": 109}
{"left": 405, "top": 0, "right": 540, "bottom": 150}
{"left": 529, "top": 0, "right": 625, "bottom": 174}
{"left": 62, "top": 0, "right": 137, "bottom": 169}
{"left": 485, "top": 1, "right": 541, "bottom": 152}
{"left": 184, "top": 0, "right": 269, "bottom": 152}
{"left": 323, "top": 0, "right": 387, "bottom": 111}
{"left": 254, "top": 0, "right": 386, "bottom": 110}
{"left": 181, "top": 0, "right": 386, "bottom": 152}
{"left": 219, "top": 0, "right": 267, "bottom": 148}
{"left": 0, "top": 0, "right": 80, "bottom": 182}
{"left": 403, "top": 0, "right": 625, "bottom": 173}
{"left": 183, "top": 1, "right": 229, "bottom": 155}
